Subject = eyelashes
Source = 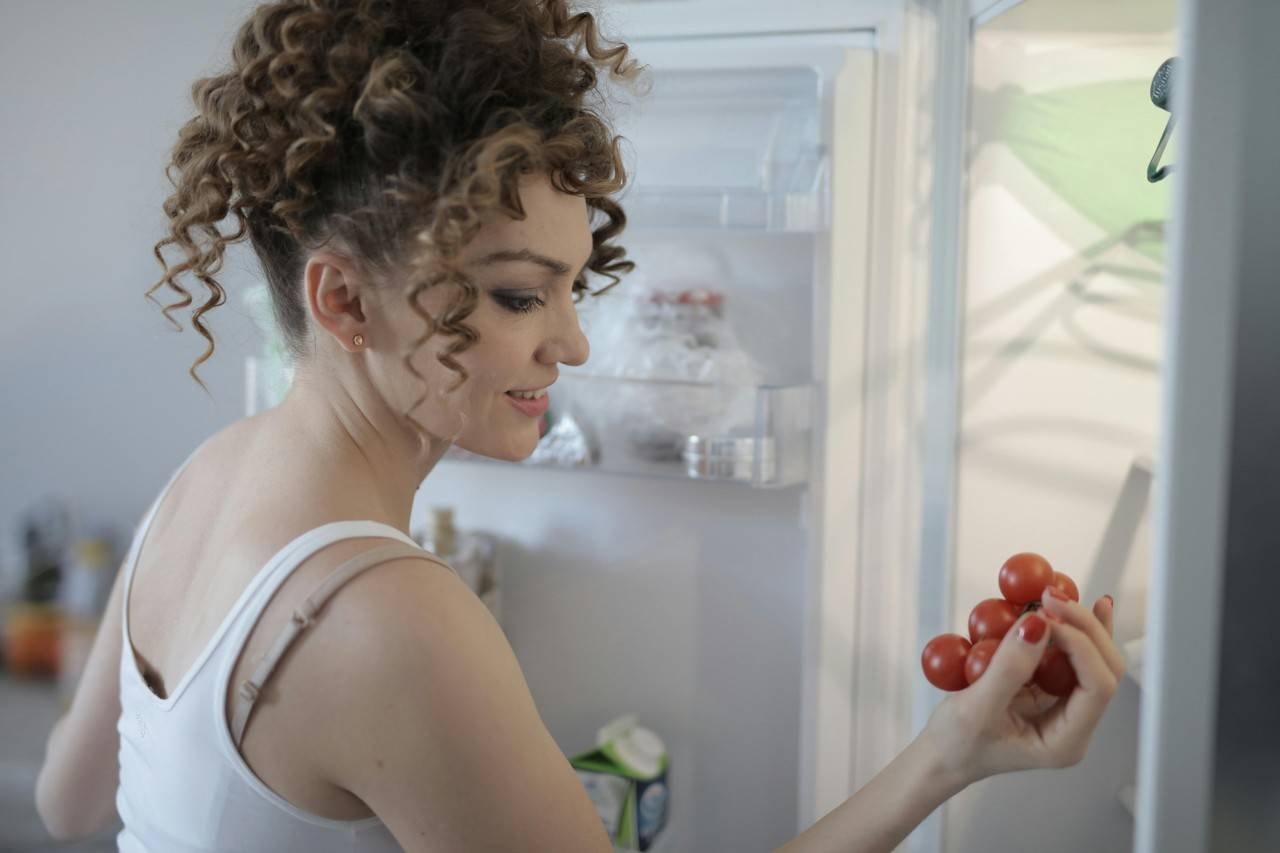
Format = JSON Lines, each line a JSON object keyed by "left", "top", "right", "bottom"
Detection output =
{"left": 491, "top": 291, "right": 547, "bottom": 314}
{"left": 491, "top": 277, "right": 586, "bottom": 314}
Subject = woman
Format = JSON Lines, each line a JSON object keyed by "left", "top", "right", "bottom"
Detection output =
{"left": 34, "top": 1, "right": 1124, "bottom": 851}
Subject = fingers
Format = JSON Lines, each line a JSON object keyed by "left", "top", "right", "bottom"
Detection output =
{"left": 1048, "top": 616, "right": 1119, "bottom": 697}
{"left": 1009, "top": 683, "right": 1060, "bottom": 718}
{"left": 1027, "top": 616, "right": 1120, "bottom": 765}
{"left": 968, "top": 612, "right": 1051, "bottom": 720}
{"left": 1039, "top": 590, "right": 1125, "bottom": 681}
{"left": 1093, "top": 596, "right": 1114, "bottom": 636}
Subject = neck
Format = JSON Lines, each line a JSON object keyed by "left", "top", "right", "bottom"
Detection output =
{"left": 263, "top": 372, "right": 452, "bottom": 534}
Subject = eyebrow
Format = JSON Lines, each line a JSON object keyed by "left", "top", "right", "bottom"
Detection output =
{"left": 470, "top": 247, "right": 591, "bottom": 278}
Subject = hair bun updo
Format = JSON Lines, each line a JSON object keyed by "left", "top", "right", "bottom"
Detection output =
{"left": 147, "top": 0, "right": 647, "bottom": 436}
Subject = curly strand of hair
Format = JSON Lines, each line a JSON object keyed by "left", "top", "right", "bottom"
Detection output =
{"left": 434, "top": 275, "right": 482, "bottom": 392}
{"left": 145, "top": 237, "right": 191, "bottom": 331}
{"left": 185, "top": 211, "right": 250, "bottom": 393}
{"left": 146, "top": 101, "right": 249, "bottom": 394}
{"left": 538, "top": 1, "right": 643, "bottom": 81}
{"left": 399, "top": 264, "right": 468, "bottom": 439}
{"left": 145, "top": 180, "right": 222, "bottom": 337}
{"left": 584, "top": 195, "right": 633, "bottom": 295}
{"left": 145, "top": 113, "right": 223, "bottom": 326}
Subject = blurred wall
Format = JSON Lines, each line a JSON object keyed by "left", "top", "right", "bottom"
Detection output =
{"left": 0, "top": 0, "right": 267, "bottom": 591}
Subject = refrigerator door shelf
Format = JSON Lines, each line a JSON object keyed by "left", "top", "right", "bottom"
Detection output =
{"left": 605, "top": 65, "right": 830, "bottom": 233}
{"left": 444, "top": 376, "right": 815, "bottom": 489}
{"left": 620, "top": 173, "right": 829, "bottom": 233}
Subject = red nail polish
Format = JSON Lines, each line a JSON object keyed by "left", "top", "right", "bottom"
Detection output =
{"left": 1018, "top": 614, "right": 1046, "bottom": 643}
{"left": 1045, "top": 586, "right": 1067, "bottom": 602}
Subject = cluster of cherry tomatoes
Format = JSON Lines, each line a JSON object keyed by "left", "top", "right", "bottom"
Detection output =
{"left": 921, "top": 553, "right": 1080, "bottom": 697}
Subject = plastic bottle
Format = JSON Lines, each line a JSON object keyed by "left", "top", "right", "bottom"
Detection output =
{"left": 56, "top": 538, "right": 116, "bottom": 704}
{"left": 417, "top": 507, "right": 501, "bottom": 622}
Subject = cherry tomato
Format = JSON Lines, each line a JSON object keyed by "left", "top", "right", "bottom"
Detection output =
{"left": 964, "top": 638, "right": 1000, "bottom": 685}
{"left": 922, "top": 633, "right": 972, "bottom": 691}
{"left": 1050, "top": 571, "right": 1080, "bottom": 603}
{"left": 998, "top": 552, "right": 1056, "bottom": 605}
{"left": 1033, "top": 644, "right": 1078, "bottom": 697}
{"left": 968, "top": 598, "right": 1022, "bottom": 643}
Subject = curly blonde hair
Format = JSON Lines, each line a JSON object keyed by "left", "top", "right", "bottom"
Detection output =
{"left": 146, "top": 0, "right": 644, "bottom": 436}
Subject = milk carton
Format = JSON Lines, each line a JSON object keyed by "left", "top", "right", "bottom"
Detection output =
{"left": 570, "top": 715, "right": 670, "bottom": 851}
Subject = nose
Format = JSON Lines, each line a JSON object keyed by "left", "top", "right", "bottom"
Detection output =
{"left": 538, "top": 293, "right": 590, "bottom": 368}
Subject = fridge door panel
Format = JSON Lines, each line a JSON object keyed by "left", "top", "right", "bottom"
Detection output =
{"left": 1137, "top": 1, "right": 1280, "bottom": 851}
{"left": 923, "top": 2, "right": 1176, "bottom": 853}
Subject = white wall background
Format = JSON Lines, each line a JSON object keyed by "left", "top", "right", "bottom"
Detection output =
{"left": 0, "top": 0, "right": 268, "bottom": 587}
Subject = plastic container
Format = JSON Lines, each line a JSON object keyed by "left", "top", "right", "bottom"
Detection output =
{"left": 683, "top": 434, "right": 777, "bottom": 483}
{"left": 571, "top": 714, "right": 671, "bottom": 852}
{"left": 416, "top": 507, "right": 501, "bottom": 623}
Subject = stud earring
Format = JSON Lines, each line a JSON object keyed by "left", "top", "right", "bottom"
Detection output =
{"left": 352, "top": 334, "right": 365, "bottom": 347}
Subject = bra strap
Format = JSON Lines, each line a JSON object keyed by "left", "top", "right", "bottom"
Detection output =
{"left": 229, "top": 541, "right": 455, "bottom": 748}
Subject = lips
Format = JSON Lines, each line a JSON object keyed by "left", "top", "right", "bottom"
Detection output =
{"left": 505, "top": 388, "right": 550, "bottom": 418}
{"left": 506, "top": 388, "right": 549, "bottom": 400}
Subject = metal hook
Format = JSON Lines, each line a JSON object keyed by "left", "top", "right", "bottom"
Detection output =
{"left": 1147, "top": 58, "right": 1177, "bottom": 183}
{"left": 1148, "top": 115, "right": 1175, "bottom": 182}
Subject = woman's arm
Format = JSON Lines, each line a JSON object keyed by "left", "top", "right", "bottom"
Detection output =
{"left": 774, "top": 593, "right": 1122, "bottom": 853}
{"left": 773, "top": 731, "right": 966, "bottom": 853}
{"left": 35, "top": 560, "right": 126, "bottom": 841}
{"left": 310, "top": 559, "right": 615, "bottom": 853}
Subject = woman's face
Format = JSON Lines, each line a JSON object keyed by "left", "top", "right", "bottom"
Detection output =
{"left": 374, "top": 171, "right": 593, "bottom": 461}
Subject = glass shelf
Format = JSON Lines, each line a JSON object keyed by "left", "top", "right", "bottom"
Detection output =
{"left": 446, "top": 375, "right": 815, "bottom": 488}
{"left": 245, "top": 357, "right": 814, "bottom": 488}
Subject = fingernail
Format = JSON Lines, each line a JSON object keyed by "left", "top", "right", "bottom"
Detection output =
{"left": 1045, "top": 586, "right": 1068, "bottom": 602}
{"left": 1018, "top": 614, "right": 1046, "bottom": 643}
{"left": 1103, "top": 594, "right": 1114, "bottom": 608}
{"left": 1043, "top": 611, "right": 1063, "bottom": 624}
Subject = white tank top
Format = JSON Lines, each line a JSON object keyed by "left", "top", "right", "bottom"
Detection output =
{"left": 116, "top": 438, "right": 451, "bottom": 852}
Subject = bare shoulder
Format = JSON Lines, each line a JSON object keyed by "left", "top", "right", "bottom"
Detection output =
{"left": 309, "top": 555, "right": 611, "bottom": 853}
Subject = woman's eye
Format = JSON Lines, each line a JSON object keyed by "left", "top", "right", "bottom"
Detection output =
{"left": 492, "top": 291, "right": 546, "bottom": 314}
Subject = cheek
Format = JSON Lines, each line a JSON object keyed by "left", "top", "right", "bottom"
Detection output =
{"left": 388, "top": 301, "right": 542, "bottom": 426}
{"left": 462, "top": 330, "right": 538, "bottom": 391}
{"left": 376, "top": 342, "right": 478, "bottom": 439}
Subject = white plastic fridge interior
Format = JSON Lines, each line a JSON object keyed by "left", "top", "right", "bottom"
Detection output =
{"left": 412, "top": 33, "right": 876, "bottom": 853}
{"left": 930, "top": 2, "right": 1176, "bottom": 852}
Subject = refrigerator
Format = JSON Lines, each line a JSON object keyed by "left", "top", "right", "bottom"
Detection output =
{"left": 243, "top": 1, "right": 1280, "bottom": 851}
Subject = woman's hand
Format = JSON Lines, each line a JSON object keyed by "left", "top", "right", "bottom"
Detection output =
{"left": 773, "top": 591, "right": 1122, "bottom": 853}
{"left": 921, "top": 590, "right": 1126, "bottom": 787}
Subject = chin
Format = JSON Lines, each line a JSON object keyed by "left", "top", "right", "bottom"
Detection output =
{"left": 455, "top": 426, "right": 541, "bottom": 462}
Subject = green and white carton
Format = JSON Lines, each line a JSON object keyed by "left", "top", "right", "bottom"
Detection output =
{"left": 571, "top": 715, "right": 670, "bottom": 851}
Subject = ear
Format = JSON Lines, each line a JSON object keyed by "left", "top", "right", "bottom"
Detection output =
{"left": 304, "top": 250, "right": 368, "bottom": 351}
